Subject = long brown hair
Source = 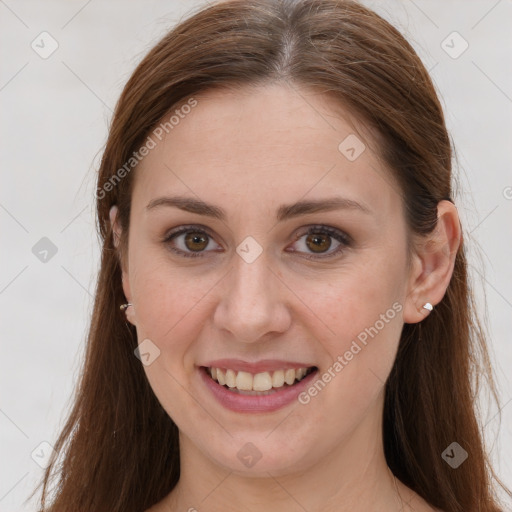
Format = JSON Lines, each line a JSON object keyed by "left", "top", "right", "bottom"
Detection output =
{"left": 31, "top": 1, "right": 510, "bottom": 510}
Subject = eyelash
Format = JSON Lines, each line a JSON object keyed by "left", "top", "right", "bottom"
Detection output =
{"left": 163, "top": 224, "right": 351, "bottom": 260}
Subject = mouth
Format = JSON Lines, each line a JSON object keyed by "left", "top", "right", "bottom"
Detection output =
{"left": 201, "top": 365, "right": 318, "bottom": 395}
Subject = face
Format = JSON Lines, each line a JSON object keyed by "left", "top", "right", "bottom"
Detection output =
{"left": 117, "top": 83, "right": 414, "bottom": 477}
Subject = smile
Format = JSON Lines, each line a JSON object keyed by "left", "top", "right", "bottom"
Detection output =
{"left": 199, "top": 363, "right": 319, "bottom": 412}
{"left": 206, "top": 366, "right": 316, "bottom": 394}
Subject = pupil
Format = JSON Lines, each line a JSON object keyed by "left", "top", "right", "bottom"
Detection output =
{"left": 307, "top": 233, "right": 330, "bottom": 253}
{"left": 186, "top": 233, "right": 207, "bottom": 251}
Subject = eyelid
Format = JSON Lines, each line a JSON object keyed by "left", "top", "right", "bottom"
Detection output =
{"left": 293, "top": 225, "right": 352, "bottom": 245}
{"left": 164, "top": 223, "right": 214, "bottom": 238}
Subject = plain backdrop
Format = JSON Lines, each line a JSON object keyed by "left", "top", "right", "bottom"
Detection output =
{"left": 1, "top": 0, "right": 511, "bottom": 510}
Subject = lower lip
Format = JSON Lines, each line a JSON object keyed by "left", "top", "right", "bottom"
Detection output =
{"left": 199, "top": 366, "right": 318, "bottom": 413}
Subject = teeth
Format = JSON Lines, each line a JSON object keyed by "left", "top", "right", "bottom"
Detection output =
{"left": 253, "top": 372, "right": 272, "bottom": 391}
{"left": 284, "top": 369, "right": 296, "bottom": 385}
{"left": 208, "top": 366, "right": 313, "bottom": 392}
{"left": 225, "top": 369, "right": 236, "bottom": 388}
{"left": 235, "top": 371, "right": 253, "bottom": 391}
{"left": 271, "top": 369, "right": 285, "bottom": 388}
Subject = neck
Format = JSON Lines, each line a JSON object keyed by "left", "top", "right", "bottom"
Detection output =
{"left": 165, "top": 397, "right": 404, "bottom": 512}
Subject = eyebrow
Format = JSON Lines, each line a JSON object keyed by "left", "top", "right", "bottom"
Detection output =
{"left": 145, "top": 195, "right": 372, "bottom": 222}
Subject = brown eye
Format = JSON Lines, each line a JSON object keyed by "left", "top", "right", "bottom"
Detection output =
{"left": 163, "top": 226, "right": 220, "bottom": 258}
{"left": 289, "top": 225, "right": 351, "bottom": 260}
{"left": 184, "top": 232, "right": 209, "bottom": 252}
{"left": 305, "top": 233, "right": 332, "bottom": 253}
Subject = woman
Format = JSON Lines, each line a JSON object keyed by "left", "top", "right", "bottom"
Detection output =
{"left": 33, "top": 0, "right": 511, "bottom": 510}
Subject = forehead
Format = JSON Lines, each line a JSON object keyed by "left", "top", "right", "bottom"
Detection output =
{"left": 132, "top": 84, "right": 402, "bottom": 220}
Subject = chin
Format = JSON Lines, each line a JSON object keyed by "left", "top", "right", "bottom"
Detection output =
{"left": 192, "top": 427, "right": 320, "bottom": 477}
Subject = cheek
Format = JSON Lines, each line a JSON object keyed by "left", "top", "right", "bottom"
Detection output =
{"left": 308, "top": 255, "right": 405, "bottom": 341}
{"left": 128, "top": 252, "right": 220, "bottom": 367}
{"left": 128, "top": 256, "right": 214, "bottom": 423}
{"left": 307, "top": 252, "right": 407, "bottom": 395}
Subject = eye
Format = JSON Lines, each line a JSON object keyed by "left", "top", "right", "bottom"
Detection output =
{"left": 163, "top": 224, "right": 351, "bottom": 259}
{"left": 163, "top": 225, "right": 221, "bottom": 258}
{"left": 287, "top": 225, "right": 351, "bottom": 260}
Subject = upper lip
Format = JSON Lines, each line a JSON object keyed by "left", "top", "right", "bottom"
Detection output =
{"left": 201, "top": 359, "right": 317, "bottom": 374}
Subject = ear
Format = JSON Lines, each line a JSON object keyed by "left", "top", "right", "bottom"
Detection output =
{"left": 403, "top": 200, "right": 462, "bottom": 324}
{"left": 109, "top": 205, "right": 136, "bottom": 326}
{"left": 109, "top": 204, "right": 122, "bottom": 250}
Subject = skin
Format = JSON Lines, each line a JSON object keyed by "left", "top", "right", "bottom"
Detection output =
{"left": 110, "top": 83, "right": 460, "bottom": 511}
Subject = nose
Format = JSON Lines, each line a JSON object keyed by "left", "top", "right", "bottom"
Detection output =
{"left": 212, "top": 249, "right": 291, "bottom": 344}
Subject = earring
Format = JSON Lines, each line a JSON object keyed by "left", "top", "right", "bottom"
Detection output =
{"left": 422, "top": 302, "right": 433, "bottom": 312}
{"left": 120, "top": 302, "right": 132, "bottom": 311}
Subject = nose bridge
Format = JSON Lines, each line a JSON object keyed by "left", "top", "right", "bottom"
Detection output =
{"left": 213, "top": 247, "right": 288, "bottom": 343}
{"left": 235, "top": 249, "right": 272, "bottom": 304}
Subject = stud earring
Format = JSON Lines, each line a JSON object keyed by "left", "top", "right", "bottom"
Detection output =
{"left": 422, "top": 302, "right": 433, "bottom": 312}
{"left": 120, "top": 302, "right": 132, "bottom": 311}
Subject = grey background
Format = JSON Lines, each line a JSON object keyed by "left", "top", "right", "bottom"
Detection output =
{"left": 1, "top": 0, "right": 511, "bottom": 510}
